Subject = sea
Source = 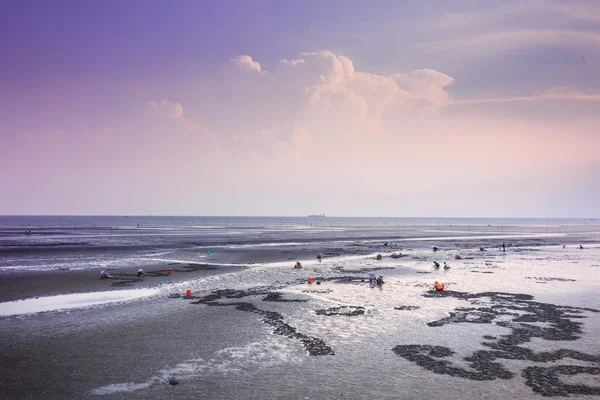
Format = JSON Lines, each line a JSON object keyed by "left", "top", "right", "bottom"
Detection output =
{"left": 1, "top": 215, "right": 598, "bottom": 272}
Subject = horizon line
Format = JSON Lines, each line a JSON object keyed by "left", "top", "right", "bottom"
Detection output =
{"left": 0, "top": 214, "right": 597, "bottom": 220}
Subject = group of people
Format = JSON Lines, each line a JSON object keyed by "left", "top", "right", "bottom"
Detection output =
{"left": 368, "top": 273, "right": 385, "bottom": 285}
{"left": 433, "top": 261, "right": 451, "bottom": 270}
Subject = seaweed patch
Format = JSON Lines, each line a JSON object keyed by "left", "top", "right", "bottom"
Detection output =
{"left": 188, "top": 287, "right": 335, "bottom": 356}
{"left": 392, "top": 291, "right": 600, "bottom": 396}
{"left": 315, "top": 306, "right": 365, "bottom": 317}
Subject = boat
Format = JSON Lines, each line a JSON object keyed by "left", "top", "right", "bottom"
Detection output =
{"left": 308, "top": 214, "right": 326, "bottom": 217}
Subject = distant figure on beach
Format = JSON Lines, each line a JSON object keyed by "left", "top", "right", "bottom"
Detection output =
{"left": 444, "top": 262, "right": 450, "bottom": 270}
{"left": 100, "top": 271, "right": 113, "bottom": 279}
{"left": 384, "top": 242, "right": 388, "bottom": 246}
{"left": 579, "top": 245, "right": 584, "bottom": 249}
{"left": 316, "top": 254, "right": 323, "bottom": 261}
{"left": 563, "top": 245, "right": 566, "bottom": 248}
{"left": 137, "top": 268, "right": 144, "bottom": 277}
{"left": 368, "top": 273, "right": 376, "bottom": 282}
{"left": 434, "top": 281, "right": 445, "bottom": 291}
{"left": 433, "top": 261, "right": 440, "bottom": 269}
{"left": 502, "top": 243, "right": 506, "bottom": 252}
{"left": 376, "top": 275, "right": 384, "bottom": 285}
{"left": 433, "top": 246, "right": 439, "bottom": 252}
{"left": 294, "top": 262, "right": 303, "bottom": 269}
{"left": 167, "top": 267, "right": 173, "bottom": 275}
{"left": 25, "top": 230, "right": 31, "bottom": 236}
{"left": 376, "top": 254, "right": 382, "bottom": 260}
{"left": 479, "top": 247, "right": 486, "bottom": 251}
{"left": 454, "top": 254, "right": 462, "bottom": 260}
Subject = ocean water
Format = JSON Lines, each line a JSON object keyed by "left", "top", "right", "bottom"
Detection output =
{"left": 1, "top": 216, "right": 598, "bottom": 272}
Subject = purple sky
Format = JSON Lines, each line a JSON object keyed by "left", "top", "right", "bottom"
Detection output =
{"left": 1, "top": 0, "right": 599, "bottom": 217}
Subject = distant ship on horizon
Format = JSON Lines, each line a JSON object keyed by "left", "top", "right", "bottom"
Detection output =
{"left": 308, "top": 214, "right": 326, "bottom": 217}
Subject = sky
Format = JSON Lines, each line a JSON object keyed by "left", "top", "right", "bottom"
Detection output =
{"left": 0, "top": 0, "right": 599, "bottom": 217}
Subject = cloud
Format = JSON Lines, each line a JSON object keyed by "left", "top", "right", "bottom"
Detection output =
{"left": 149, "top": 99, "right": 184, "bottom": 119}
{"left": 229, "top": 55, "right": 264, "bottom": 74}
{"left": 269, "top": 51, "right": 454, "bottom": 125}
{"left": 148, "top": 99, "right": 204, "bottom": 133}
{"left": 140, "top": 51, "right": 599, "bottom": 197}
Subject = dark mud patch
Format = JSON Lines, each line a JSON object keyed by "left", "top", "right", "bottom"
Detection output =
{"left": 526, "top": 277, "right": 576, "bottom": 282}
{"left": 189, "top": 287, "right": 335, "bottom": 356}
{"left": 416, "top": 271, "right": 432, "bottom": 274}
{"left": 471, "top": 271, "right": 494, "bottom": 274}
{"left": 316, "top": 306, "right": 365, "bottom": 317}
{"left": 262, "top": 292, "right": 308, "bottom": 303}
{"left": 175, "top": 263, "right": 218, "bottom": 272}
{"left": 315, "top": 276, "right": 368, "bottom": 285}
{"left": 392, "top": 290, "right": 600, "bottom": 396}
{"left": 109, "top": 274, "right": 143, "bottom": 287}
{"left": 395, "top": 306, "right": 420, "bottom": 311}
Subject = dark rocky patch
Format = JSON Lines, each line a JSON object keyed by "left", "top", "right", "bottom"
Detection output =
{"left": 523, "top": 365, "right": 600, "bottom": 397}
{"left": 392, "top": 344, "right": 512, "bottom": 381}
{"left": 395, "top": 306, "right": 420, "bottom": 311}
{"left": 262, "top": 292, "right": 308, "bottom": 303}
{"left": 392, "top": 290, "right": 600, "bottom": 396}
{"left": 315, "top": 306, "right": 365, "bottom": 317}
